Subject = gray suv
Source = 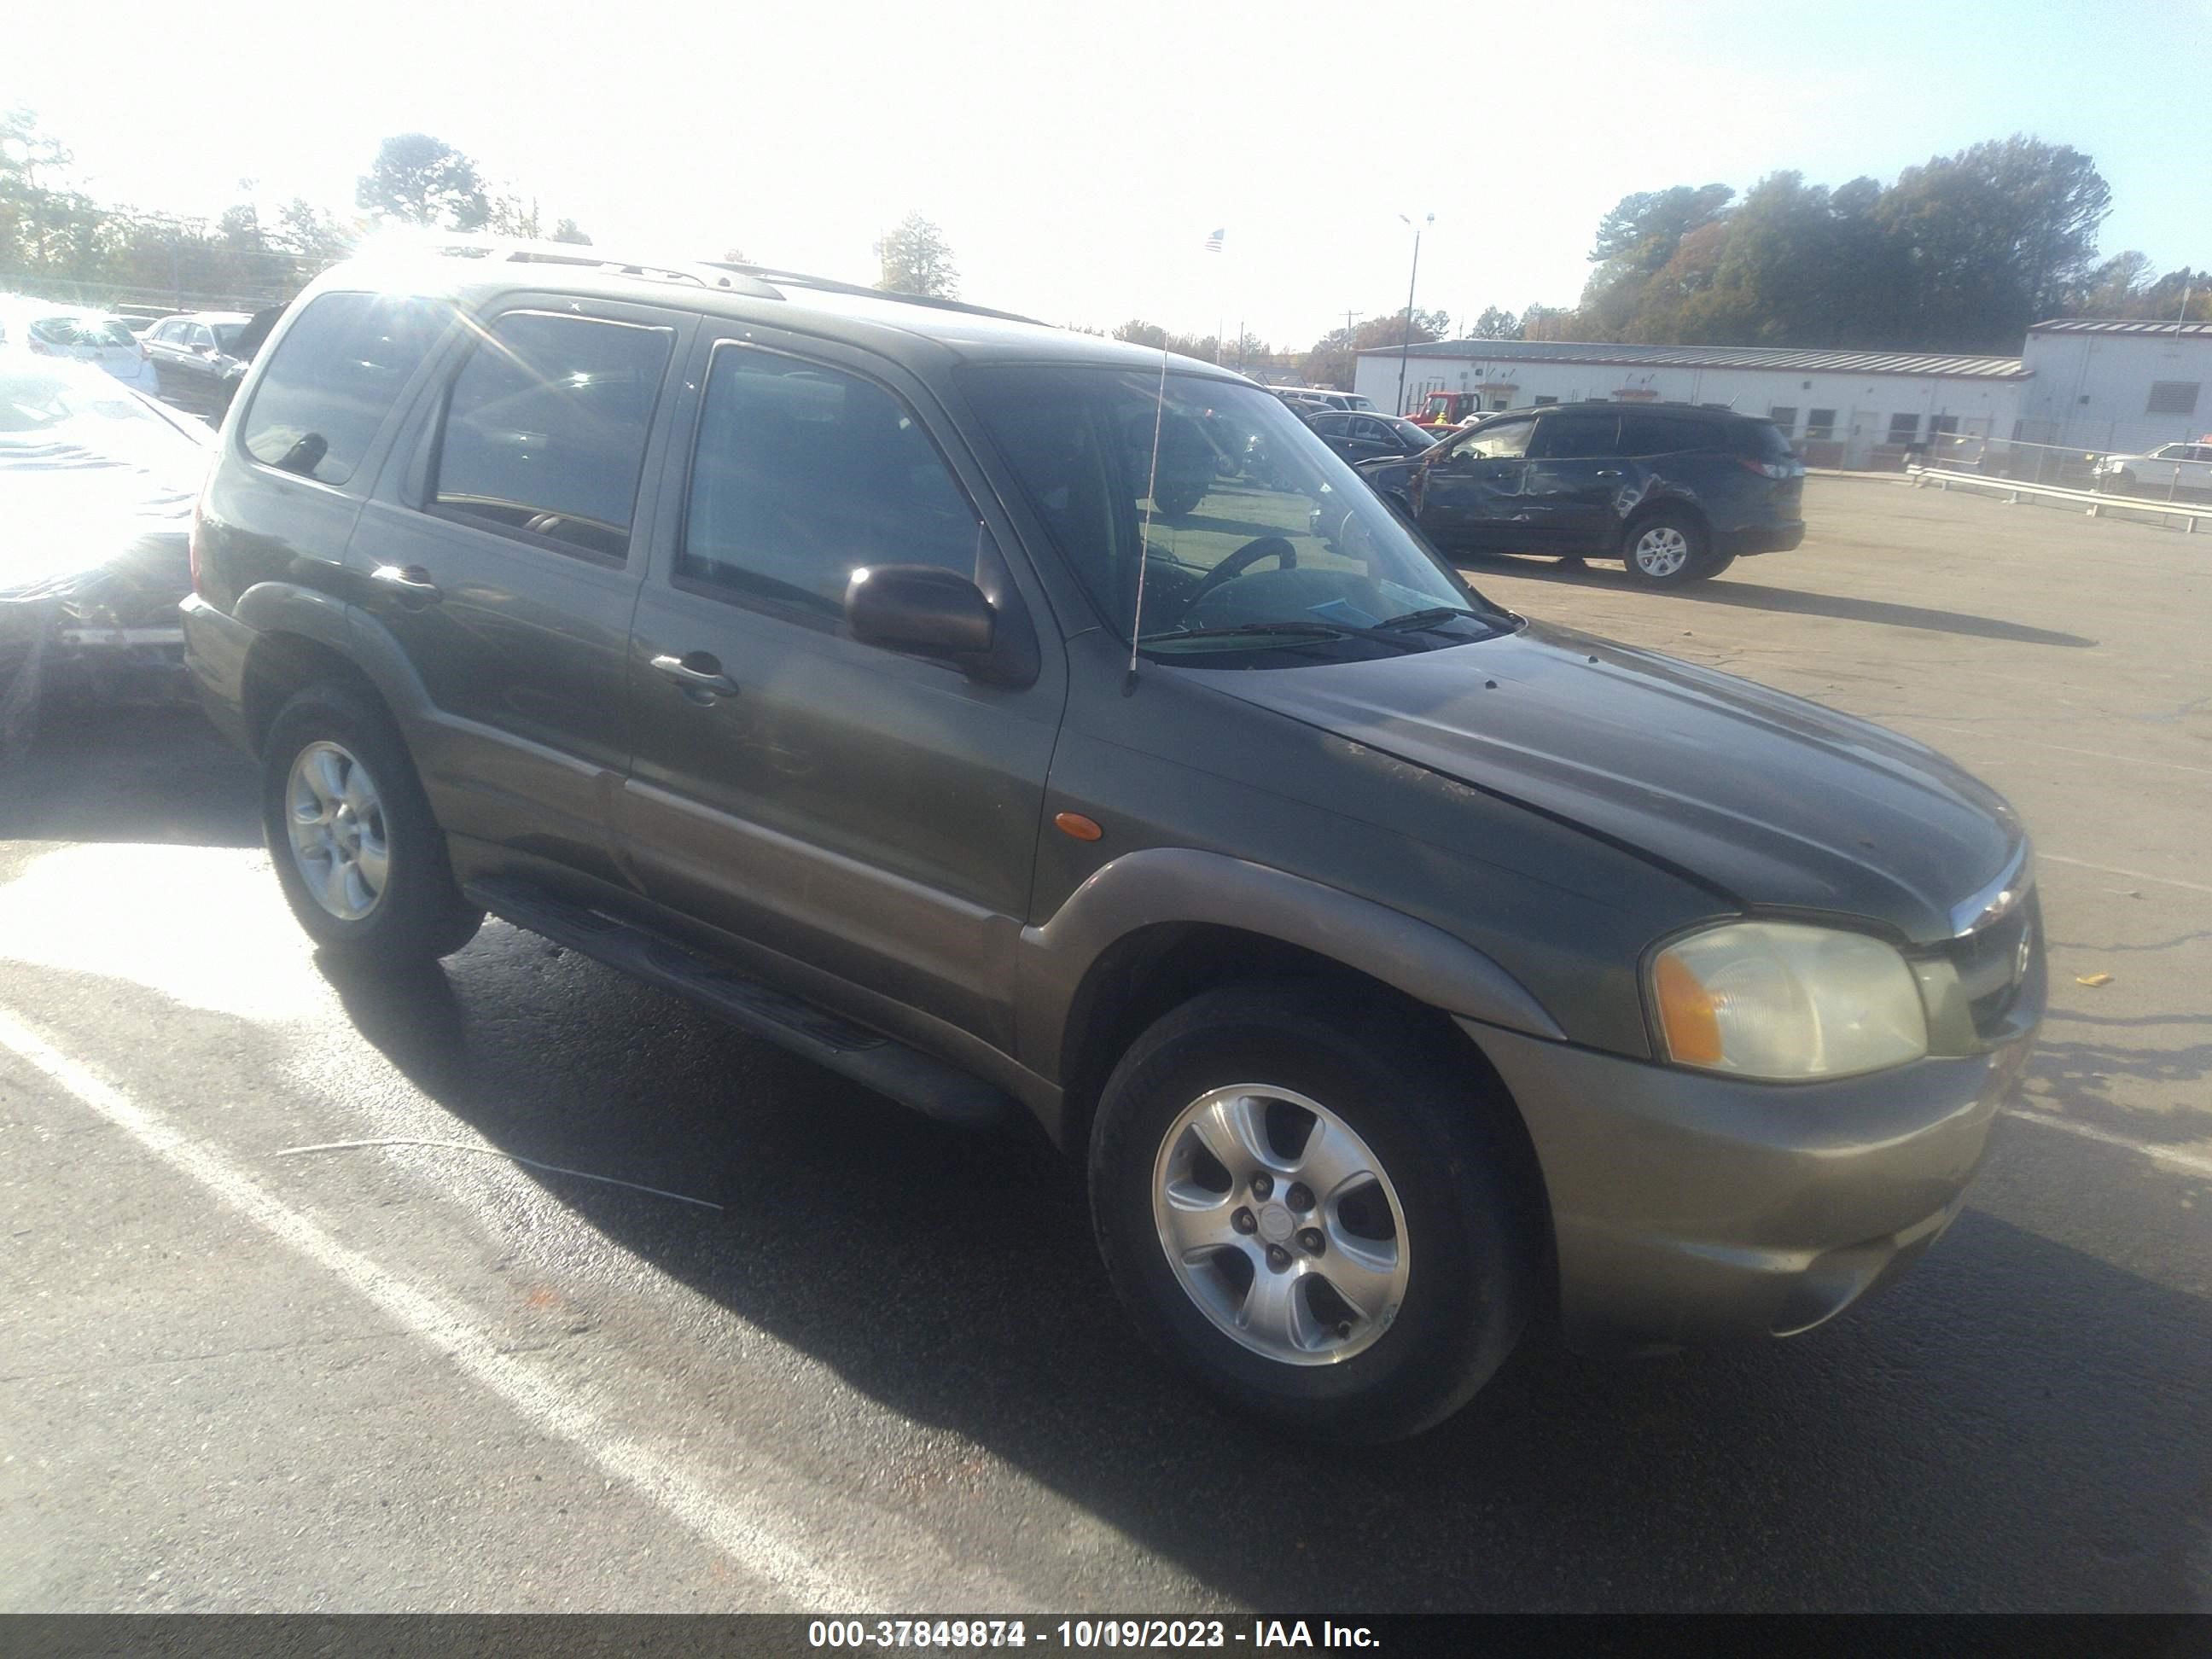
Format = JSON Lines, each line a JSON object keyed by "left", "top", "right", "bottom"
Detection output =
{"left": 182, "top": 242, "right": 2045, "bottom": 1441}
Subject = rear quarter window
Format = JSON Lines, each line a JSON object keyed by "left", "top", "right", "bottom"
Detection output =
{"left": 1740, "top": 420, "right": 1797, "bottom": 462}
{"left": 241, "top": 292, "right": 445, "bottom": 486}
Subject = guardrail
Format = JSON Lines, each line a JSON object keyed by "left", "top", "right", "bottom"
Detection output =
{"left": 1908, "top": 467, "right": 2211, "bottom": 533}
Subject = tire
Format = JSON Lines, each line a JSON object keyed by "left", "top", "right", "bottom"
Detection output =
{"left": 1621, "top": 509, "right": 1715, "bottom": 586}
{"left": 1155, "top": 480, "right": 1206, "bottom": 518}
{"left": 261, "top": 684, "right": 482, "bottom": 968}
{"left": 1088, "top": 979, "right": 1536, "bottom": 1442}
{"left": 1699, "top": 550, "right": 1738, "bottom": 579}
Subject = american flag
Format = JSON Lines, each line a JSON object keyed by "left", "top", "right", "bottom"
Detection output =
{"left": 1202, "top": 229, "right": 1225, "bottom": 253}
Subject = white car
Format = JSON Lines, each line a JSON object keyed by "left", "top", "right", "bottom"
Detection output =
{"left": 0, "top": 304, "right": 162, "bottom": 395}
{"left": 2093, "top": 440, "right": 2212, "bottom": 495}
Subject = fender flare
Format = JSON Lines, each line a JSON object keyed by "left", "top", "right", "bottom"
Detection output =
{"left": 1017, "top": 847, "right": 1563, "bottom": 1085}
{"left": 233, "top": 581, "right": 439, "bottom": 726}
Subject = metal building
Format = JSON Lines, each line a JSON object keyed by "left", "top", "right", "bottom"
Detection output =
{"left": 2016, "top": 320, "right": 2212, "bottom": 456}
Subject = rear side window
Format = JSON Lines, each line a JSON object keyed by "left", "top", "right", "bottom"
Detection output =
{"left": 1616, "top": 415, "right": 1691, "bottom": 456}
{"left": 243, "top": 292, "right": 445, "bottom": 486}
{"left": 1740, "top": 420, "right": 1797, "bottom": 462}
{"left": 1532, "top": 411, "right": 1619, "bottom": 459}
{"left": 678, "top": 345, "right": 981, "bottom": 617}
{"left": 432, "top": 311, "right": 674, "bottom": 561}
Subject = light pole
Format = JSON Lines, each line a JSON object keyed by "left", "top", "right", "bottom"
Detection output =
{"left": 1395, "top": 212, "right": 1433, "bottom": 416}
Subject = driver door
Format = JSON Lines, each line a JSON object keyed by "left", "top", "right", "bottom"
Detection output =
{"left": 1417, "top": 415, "right": 1534, "bottom": 552}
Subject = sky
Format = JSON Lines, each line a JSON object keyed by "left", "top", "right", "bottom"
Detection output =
{"left": 6, "top": 0, "right": 2208, "bottom": 348}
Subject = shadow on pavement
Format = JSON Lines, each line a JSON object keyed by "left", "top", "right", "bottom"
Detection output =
{"left": 0, "top": 703, "right": 257, "bottom": 849}
{"left": 1456, "top": 557, "right": 2096, "bottom": 649}
{"left": 321, "top": 946, "right": 2211, "bottom": 1612}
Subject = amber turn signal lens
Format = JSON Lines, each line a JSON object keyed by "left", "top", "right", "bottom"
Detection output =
{"left": 1653, "top": 952, "right": 1723, "bottom": 1066}
{"left": 1053, "top": 812, "right": 1103, "bottom": 842}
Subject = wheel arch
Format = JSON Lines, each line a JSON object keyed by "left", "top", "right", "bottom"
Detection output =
{"left": 1022, "top": 847, "right": 1562, "bottom": 1133}
{"left": 1061, "top": 920, "right": 1561, "bottom": 1324}
{"left": 235, "top": 582, "right": 435, "bottom": 760}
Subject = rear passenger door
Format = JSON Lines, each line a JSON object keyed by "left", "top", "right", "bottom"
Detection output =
{"left": 351, "top": 298, "right": 690, "bottom": 887}
{"left": 1522, "top": 410, "right": 1624, "bottom": 551}
{"left": 618, "top": 329, "right": 1065, "bottom": 1053}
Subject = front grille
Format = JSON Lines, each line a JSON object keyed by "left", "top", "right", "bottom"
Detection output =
{"left": 1941, "top": 890, "right": 2041, "bottom": 1039}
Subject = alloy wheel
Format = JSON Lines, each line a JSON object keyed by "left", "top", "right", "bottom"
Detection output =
{"left": 1151, "top": 1085, "right": 1411, "bottom": 1365}
{"left": 1633, "top": 524, "right": 1691, "bottom": 578}
{"left": 285, "top": 741, "right": 389, "bottom": 922}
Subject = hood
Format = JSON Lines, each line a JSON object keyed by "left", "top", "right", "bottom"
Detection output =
{"left": 1202, "top": 620, "right": 2022, "bottom": 944}
{"left": 2, "top": 400, "right": 207, "bottom": 598}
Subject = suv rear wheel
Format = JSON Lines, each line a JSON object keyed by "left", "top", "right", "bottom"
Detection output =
{"left": 1088, "top": 980, "right": 1535, "bottom": 1441}
{"left": 1621, "top": 509, "right": 1718, "bottom": 586}
{"left": 262, "top": 684, "right": 482, "bottom": 968}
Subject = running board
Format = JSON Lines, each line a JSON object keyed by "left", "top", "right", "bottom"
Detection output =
{"left": 464, "top": 877, "right": 1013, "bottom": 1128}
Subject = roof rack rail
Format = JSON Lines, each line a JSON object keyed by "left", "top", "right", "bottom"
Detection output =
{"left": 702, "top": 262, "right": 1045, "bottom": 327}
{"left": 393, "top": 234, "right": 785, "bottom": 301}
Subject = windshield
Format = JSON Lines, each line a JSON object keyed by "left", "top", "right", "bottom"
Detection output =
{"left": 30, "top": 314, "right": 137, "bottom": 349}
{"left": 962, "top": 365, "right": 1505, "bottom": 661}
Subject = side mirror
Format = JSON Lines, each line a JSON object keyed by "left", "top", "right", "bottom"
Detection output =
{"left": 846, "top": 564, "right": 994, "bottom": 659}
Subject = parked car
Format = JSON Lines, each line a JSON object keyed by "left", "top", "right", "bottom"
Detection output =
{"left": 1305, "top": 409, "right": 1439, "bottom": 464}
{"left": 0, "top": 304, "right": 160, "bottom": 395}
{"left": 1271, "top": 386, "right": 1372, "bottom": 413}
{"left": 1, "top": 353, "right": 214, "bottom": 753}
{"left": 2091, "top": 440, "right": 2212, "bottom": 497}
{"left": 143, "top": 310, "right": 257, "bottom": 419}
{"left": 184, "top": 246, "right": 2041, "bottom": 1441}
{"left": 1359, "top": 401, "right": 1807, "bottom": 586}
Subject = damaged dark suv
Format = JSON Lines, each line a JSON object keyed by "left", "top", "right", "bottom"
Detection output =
{"left": 1358, "top": 401, "right": 1807, "bottom": 586}
{"left": 183, "top": 242, "right": 2040, "bottom": 1441}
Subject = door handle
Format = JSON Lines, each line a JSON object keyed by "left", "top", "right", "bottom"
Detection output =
{"left": 1593, "top": 469, "right": 1624, "bottom": 479}
{"left": 651, "top": 653, "right": 739, "bottom": 698}
{"left": 370, "top": 563, "right": 441, "bottom": 604}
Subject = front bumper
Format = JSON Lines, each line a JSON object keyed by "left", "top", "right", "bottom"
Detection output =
{"left": 1717, "top": 520, "right": 1807, "bottom": 557}
{"left": 1464, "top": 1015, "right": 2039, "bottom": 1353}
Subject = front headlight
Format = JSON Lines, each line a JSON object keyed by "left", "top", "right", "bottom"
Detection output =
{"left": 1650, "top": 921, "right": 1928, "bottom": 1080}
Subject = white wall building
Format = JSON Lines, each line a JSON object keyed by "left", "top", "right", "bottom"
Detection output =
{"left": 2015, "top": 320, "right": 2212, "bottom": 456}
{"left": 1353, "top": 340, "right": 2029, "bottom": 469}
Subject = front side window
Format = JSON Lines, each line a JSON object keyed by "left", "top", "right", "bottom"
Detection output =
{"left": 189, "top": 324, "right": 216, "bottom": 351}
{"left": 1450, "top": 416, "right": 1534, "bottom": 461}
{"left": 243, "top": 292, "right": 445, "bottom": 486}
{"left": 962, "top": 365, "right": 1504, "bottom": 661}
{"left": 433, "top": 311, "right": 673, "bottom": 560}
{"left": 678, "top": 346, "right": 981, "bottom": 616}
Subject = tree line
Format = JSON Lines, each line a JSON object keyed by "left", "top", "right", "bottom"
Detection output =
{"left": 1462, "top": 136, "right": 2206, "bottom": 354}
{"left": 0, "top": 113, "right": 592, "bottom": 310}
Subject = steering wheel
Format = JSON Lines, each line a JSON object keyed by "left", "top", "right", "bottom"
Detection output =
{"left": 1177, "top": 535, "right": 1298, "bottom": 617}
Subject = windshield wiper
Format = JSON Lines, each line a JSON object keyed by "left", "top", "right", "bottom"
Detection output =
{"left": 1144, "top": 620, "right": 1424, "bottom": 651}
{"left": 1371, "top": 606, "right": 1512, "bottom": 637}
{"left": 1377, "top": 604, "right": 1494, "bottom": 632}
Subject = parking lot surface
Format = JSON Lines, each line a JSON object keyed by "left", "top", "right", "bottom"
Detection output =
{"left": 3, "top": 477, "right": 2207, "bottom": 1612}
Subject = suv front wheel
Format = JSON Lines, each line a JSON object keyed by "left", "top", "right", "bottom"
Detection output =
{"left": 1088, "top": 980, "right": 1535, "bottom": 1441}
{"left": 262, "top": 684, "right": 482, "bottom": 968}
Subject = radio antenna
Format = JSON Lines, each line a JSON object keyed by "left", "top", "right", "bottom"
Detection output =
{"left": 1125, "top": 343, "right": 1172, "bottom": 696}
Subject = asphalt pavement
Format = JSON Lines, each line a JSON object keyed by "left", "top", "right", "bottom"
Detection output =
{"left": 2, "top": 478, "right": 2207, "bottom": 1612}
